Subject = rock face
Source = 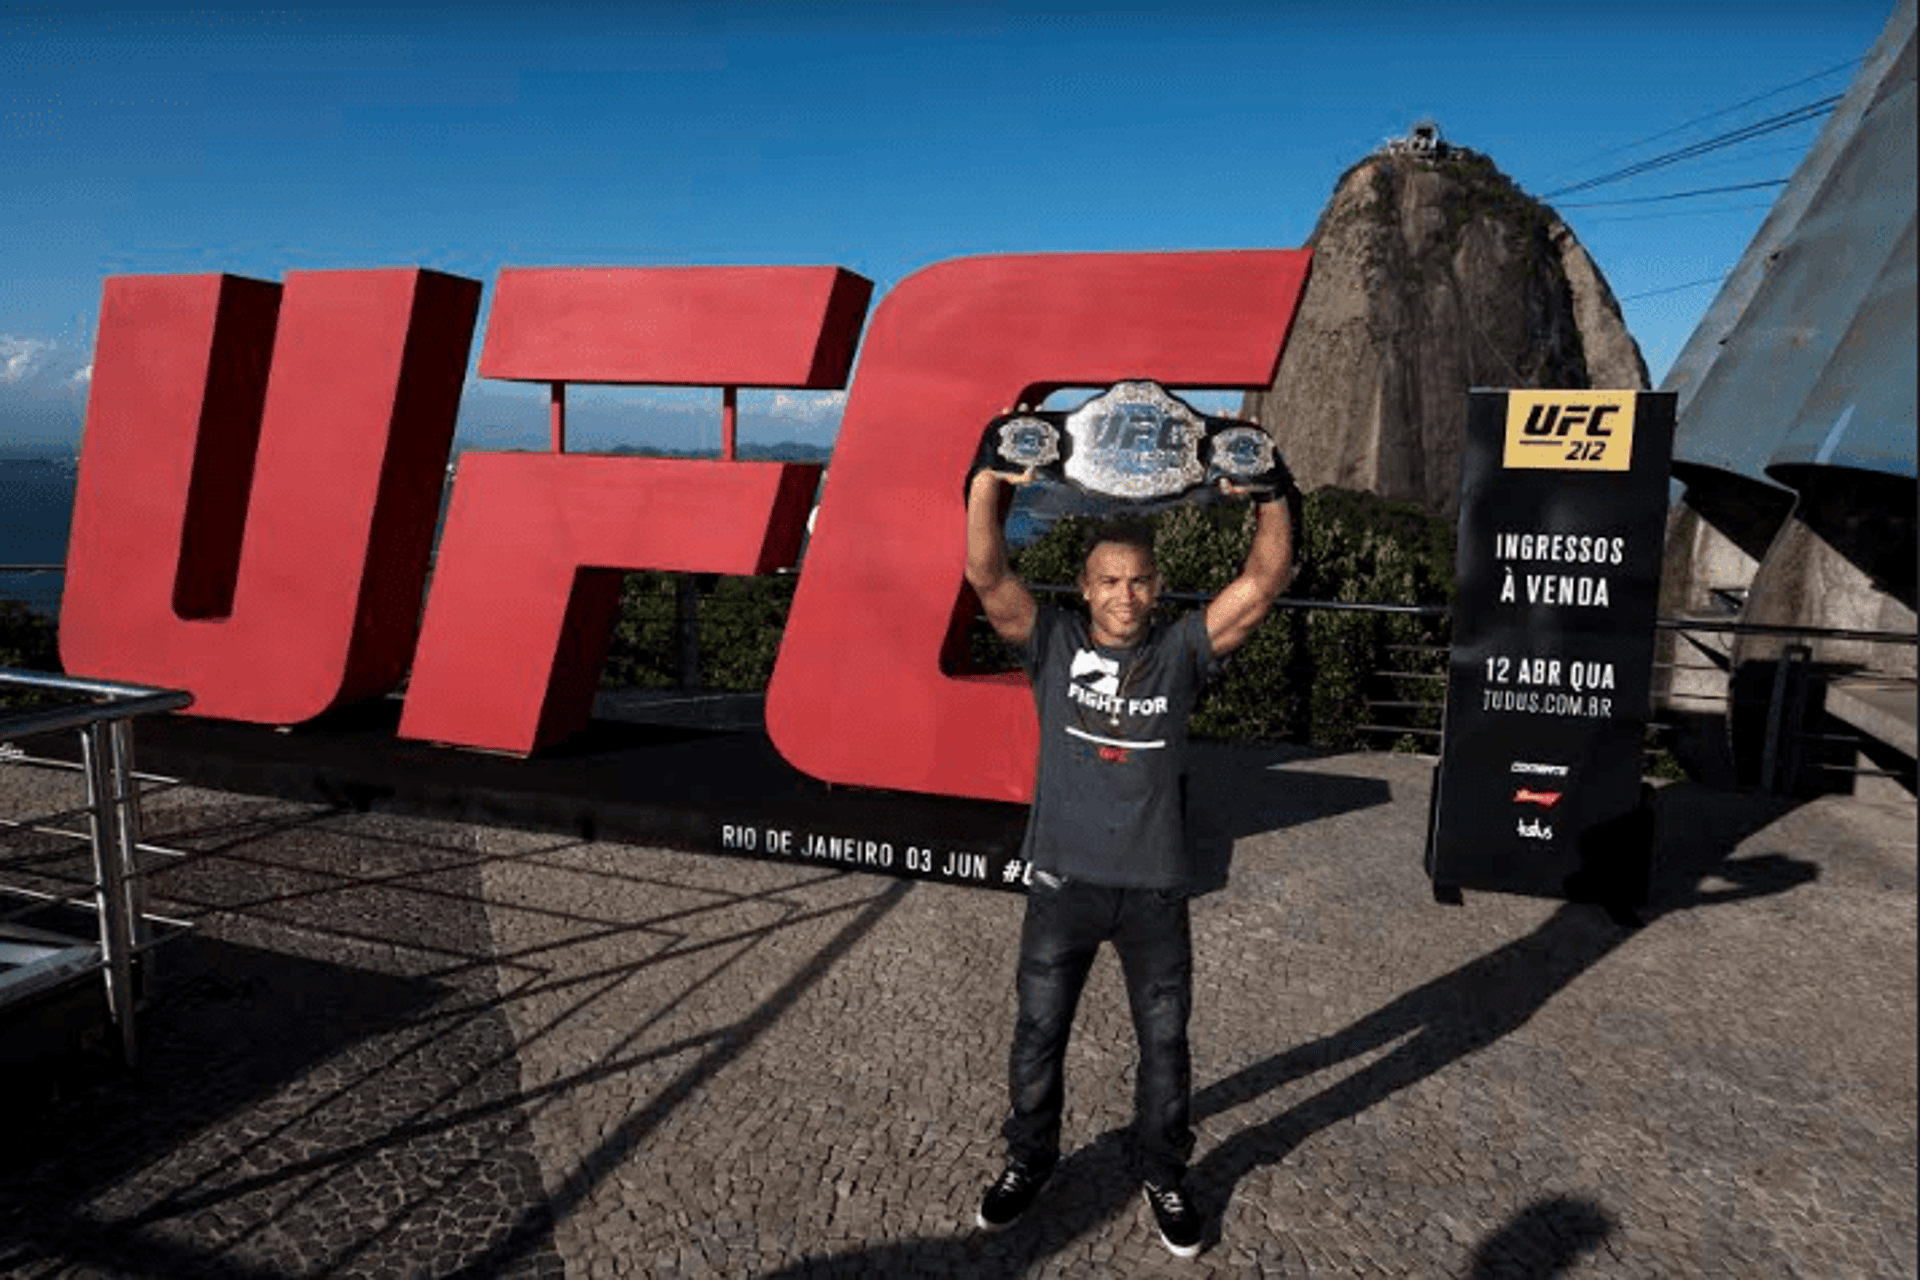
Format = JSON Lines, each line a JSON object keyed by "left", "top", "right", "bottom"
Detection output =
{"left": 1244, "top": 146, "right": 1648, "bottom": 520}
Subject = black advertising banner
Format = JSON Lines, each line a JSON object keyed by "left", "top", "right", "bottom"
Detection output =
{"left": 1425, "top": 390, "right": 1676, "bottom": 904}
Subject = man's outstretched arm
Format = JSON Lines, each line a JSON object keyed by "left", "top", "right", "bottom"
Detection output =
{"left": 965, "top": 469, "right": 1038, "bottom": 649}
{"left": 1205, "top": 492, "right": 1296, "bottom": 658}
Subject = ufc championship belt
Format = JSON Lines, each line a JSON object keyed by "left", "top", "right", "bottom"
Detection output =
{"left": 970, "top": 380, "right": 1295, "bottom": 512}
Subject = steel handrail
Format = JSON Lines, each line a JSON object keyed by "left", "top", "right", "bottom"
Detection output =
{"left": 1653, "top": 617, "right": 1917, "bottom": 645}
{"left": 2, "top": 667, "right": 194, "bottom": 1068}
{"left": 2, "top": 688, "right": 195, "bottom": 738}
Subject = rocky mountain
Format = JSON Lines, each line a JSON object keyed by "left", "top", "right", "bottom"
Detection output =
{"left": 1243, "top": 130, "right": 1648, "bottom": 520}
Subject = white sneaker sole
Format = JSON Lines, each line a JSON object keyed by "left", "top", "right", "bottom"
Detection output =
{"left": 1144, "top": 1188, "right": 1203, "bottom": 1258}
{"left": 976, "top": 1205, "right": 1031, "bottom": 1231}
{"left": 1154, "top": 1229, "right": 1202, "bottom": 1259}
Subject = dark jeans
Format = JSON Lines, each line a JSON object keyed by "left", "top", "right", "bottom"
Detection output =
{"left": 1003, "top": 876, "right": 1195, "bottom": 1187}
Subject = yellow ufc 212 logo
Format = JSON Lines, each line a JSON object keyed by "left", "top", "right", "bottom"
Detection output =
{"left": 1503, "top": 390, "right": 1637, "bottom": 472}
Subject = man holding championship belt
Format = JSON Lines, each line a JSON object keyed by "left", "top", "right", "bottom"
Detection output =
{"left": 964, "top": 382, "right": 1297, "bottom": 1258}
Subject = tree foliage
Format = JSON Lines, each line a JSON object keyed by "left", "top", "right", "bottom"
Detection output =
{"left": 0, "top": 600, "right": 62, "bottom": 710}
{"left": 596, "top": 489, "right": 1456, "bottom": 750}
{"left": 602, "top": 570, "right": 799, "bottom": 693}
{"left": 1003, "top": 489, "right": 1455, "bottom": 748}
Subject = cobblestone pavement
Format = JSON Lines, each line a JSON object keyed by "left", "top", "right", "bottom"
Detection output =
{"left": 2, "top": 746, "right": 1913, "bottom": 1278}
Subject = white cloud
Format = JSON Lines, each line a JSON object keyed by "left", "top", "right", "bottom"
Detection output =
{"left": 0, "top": 338, "right": 97, "bottom": 450}
{"left": 450, "top": 381, "right": 851, "bottom": 452}
{"left": 763, "top": 389, "right": 847, "bottom": 423}
{"left": 0, "top": 336, "right": 55, "bottom": 385}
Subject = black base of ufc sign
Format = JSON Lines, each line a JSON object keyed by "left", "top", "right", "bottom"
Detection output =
{"left": 1425, "top": 390, "right": 1676, "bottom": 907}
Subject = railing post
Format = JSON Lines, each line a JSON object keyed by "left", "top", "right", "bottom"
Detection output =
{"left": 1761, "top": 643, "right": 1812, "bottom": 795}
{"left": 677, "top": 575, "right": 701, "bottom": 691}
{"left": 109, "top": 719, "right": 150, "bottom": 956}
{"left": 80, "top": 721, "right": 140, "bottom": 1068}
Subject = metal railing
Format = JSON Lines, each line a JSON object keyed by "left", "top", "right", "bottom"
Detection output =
{"left": 3, "top": 563, "right": 1910, "bottom": 802}
{"left": 1002, "top": 588, "right": 1917, "bottom": 793}
{"left": 592, "top": 580, "right": 1917, "bottom": 792}
{"left": 1023, "top": 585, "right": 1454, "bottom": 748}
{"left": 1653, "top": 616, "right": 1917, "bottom": 794}
{"left": 1, "top": 669, "right": 193, "bottom": 1066}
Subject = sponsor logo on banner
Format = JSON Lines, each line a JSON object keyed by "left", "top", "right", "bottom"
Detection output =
{"left": 1513, "top": 788, "right": 1563, "bottom": 808}
{"left": 1503, "top": 391, "right": 1636, "bottom": 473}
{"left": 1516, "top": 818, "right": 1554, "bottom": 840}
{"left": 1510, "top": 760, "right": 1570, "bottom": 777}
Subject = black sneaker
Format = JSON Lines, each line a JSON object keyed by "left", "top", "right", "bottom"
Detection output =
{"left": 1143, "top": 1181, "right": 1203, "bottom": 1257}
{"left": 976, "top": 1160, "right": 1052, "bottom": 1229}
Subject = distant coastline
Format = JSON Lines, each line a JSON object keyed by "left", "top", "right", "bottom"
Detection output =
{"left": 450, "top": 441, "right": 833, "bottom": 464}
{"left": 0, "top": 456, "right": 77, "bottom": 619}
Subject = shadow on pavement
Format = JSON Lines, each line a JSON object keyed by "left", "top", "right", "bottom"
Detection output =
{"left": 113, "top": 705, "right": 1031, "bottom": 871}
{"left": 443, "top": 878, "right": 914, "bottom": 1280}
{"left": 1187, "top": 743, "right": 1396, "bottom": 893}
{"left": 1182, "top": 784, "right": 1812, "bottom": 1246}
{"left": 0, "top": 789, "right": 570, "bottom": 1279}
{"left": 750, "top": 783, "right": 1814, "bottom": 1275}
{"left": 0, "top": 932, "right": 492, "bottom": 1278}
{"left": 1466, "top": 1195, "right": 1617, "bottom": 1278}
{"left": 2, "top": 778, "right": 922, "bottom": 1279}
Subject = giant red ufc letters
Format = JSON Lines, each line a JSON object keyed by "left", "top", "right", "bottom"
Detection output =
{"left": 59, "top": 252, "right": 1311, "bottom": 802}
{"left": 397, "top": 266, "right": 869, "bottom": 755}
{"left": 62, "top": 269, "right": 481, "bottom": 724}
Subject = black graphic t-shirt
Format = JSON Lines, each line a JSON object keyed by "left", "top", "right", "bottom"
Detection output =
{"left": 1015, "top": 605, "right": 1220, "bottom": 889}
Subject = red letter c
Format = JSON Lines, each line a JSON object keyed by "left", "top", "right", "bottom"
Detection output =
{"left": 767, "top": 251, "right": 1311, "bottom": 801}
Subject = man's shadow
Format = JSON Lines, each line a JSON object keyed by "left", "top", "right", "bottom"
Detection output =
{"left": 757, "top": 784, "right": 1812, "bottom": 1274}
{"left": 1184, "top": 742, "right": 1395, "bottom": 893}
{"left": 1182, "top": 784, "right": 1814, "bottom": 1246}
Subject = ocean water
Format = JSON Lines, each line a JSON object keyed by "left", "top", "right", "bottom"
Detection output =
{"left": 0, "top": 457, "right": 77, "bottom": 619}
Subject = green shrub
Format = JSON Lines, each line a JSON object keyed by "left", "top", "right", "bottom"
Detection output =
{"left": 1005, "top": 489, "right": 1455, "bottom": 748}
{"left": 602, "top": 570, "right": 799, "bottom": 693}
{"left": 699, "top": 573, "right": 797, "bottom": 691}
{"left": 597, "top": 488, "right": 1457, "bottom": 750}
{"left": 0, "top": 600, "right": 58, "bottom": 672}
{"left": 603, "top": 572, "right": 680, "bottom": 690}
{"left": 0, "top": 599, "right": 62, "bottom": 711}
{"left": 1644, "top": 747, "right": 1690, "bottom": 784}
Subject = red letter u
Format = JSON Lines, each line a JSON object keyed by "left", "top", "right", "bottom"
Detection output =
{"left": 59, "top": 270, "right": 481, "bottom": 722}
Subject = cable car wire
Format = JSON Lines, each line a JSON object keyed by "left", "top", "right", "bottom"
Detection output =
{"left": 1536, "top": 56, "right": 1860, "bottom": 188}
{"left": 1542, "top": 97, "right": 1838, "bottom": 199}
{"left": 1619, "top": 276, "right": 1730, "bottom": 302}
{"left": 1556, "top": 178, "right": 1790, "bottom": 209}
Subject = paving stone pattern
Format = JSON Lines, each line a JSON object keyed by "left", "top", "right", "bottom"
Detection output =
{"left": 1, "top": 747, "right": 1914, "bottom": 1278}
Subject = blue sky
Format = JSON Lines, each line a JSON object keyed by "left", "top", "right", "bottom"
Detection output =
{"left": 0, "top": 0, "right": 1895, "bottom": 454}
